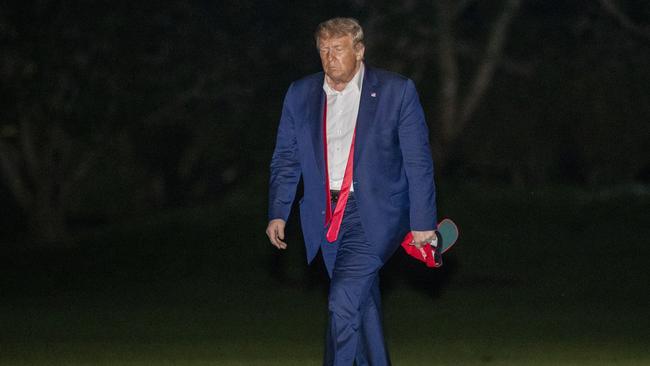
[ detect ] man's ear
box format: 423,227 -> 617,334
355,43 -> 365,61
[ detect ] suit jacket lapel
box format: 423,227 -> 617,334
307,76 -> 326,181
354,66 -> 379,167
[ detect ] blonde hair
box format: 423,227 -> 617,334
314,17 -> 364,48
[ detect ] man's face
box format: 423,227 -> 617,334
318,35 -> 364,87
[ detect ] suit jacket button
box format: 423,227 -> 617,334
321,211 -> 325,215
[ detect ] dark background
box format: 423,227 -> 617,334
1,1 -> 649,364
1,0 -> 649,243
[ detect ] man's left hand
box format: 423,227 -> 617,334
410,230 -> 436,248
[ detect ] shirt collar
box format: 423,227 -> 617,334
323,63 -> 364,96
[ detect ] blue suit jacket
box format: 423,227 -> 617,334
269,66 -> 437,266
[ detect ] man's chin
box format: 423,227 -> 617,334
326,70 -> 340,78
326,71 -> 347,84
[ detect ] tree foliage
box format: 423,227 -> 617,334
0,0 -> 648,243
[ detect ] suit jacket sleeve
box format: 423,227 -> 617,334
268,83 -> 302,221
397,79 -> 438,231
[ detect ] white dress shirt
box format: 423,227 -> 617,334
323,64 -> 364,191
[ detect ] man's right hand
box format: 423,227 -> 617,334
266,219 -> 287,250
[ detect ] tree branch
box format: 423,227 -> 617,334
458,0 -> 522,133
599,0 -> 650,41
436,0 -> 460,144
453,0 -> 478,19
456,42 -> 536,77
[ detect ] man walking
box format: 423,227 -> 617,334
266,17 -> 438,365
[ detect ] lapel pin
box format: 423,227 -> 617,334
371,92 -> 376,97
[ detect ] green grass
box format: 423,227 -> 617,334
1,182 -> 649,365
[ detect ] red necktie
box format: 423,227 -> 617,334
322,98 -> 356,243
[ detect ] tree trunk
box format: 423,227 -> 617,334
434,0 -> 522,170
435,0 -> 460,164
0,121 -> 84,247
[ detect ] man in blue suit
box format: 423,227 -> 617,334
266,17 -> 438,365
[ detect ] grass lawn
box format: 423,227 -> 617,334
1,182 -> 649,365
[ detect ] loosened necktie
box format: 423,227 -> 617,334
322,98 -> 356,243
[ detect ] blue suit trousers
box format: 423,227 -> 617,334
322,195 -> 391,366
